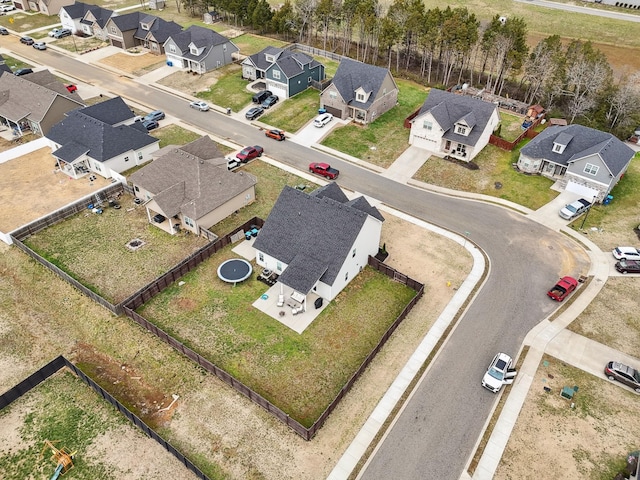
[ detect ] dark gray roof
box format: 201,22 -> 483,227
245,46 -> 285,71
52,141 -> 89,162
47,110 -> 157,162
309,182 -> 349,203
414,88 -> 499,148
266,51 -> 318,79
167,25 -> 235,60
345,196 -> 385,222
328,57 -> 391,110
75,96 -> 134,124
13,69 -> 79,100
60,1 -> 100,20
134,15 -> 182,43
110,11 -> 142,31
253,185 -> 382,293
520,124 -> 635,176
85,6 -> 115,28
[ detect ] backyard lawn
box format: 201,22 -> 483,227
260,89 -> 322,133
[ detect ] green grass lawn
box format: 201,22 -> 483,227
137,252 -> 417,426
498,112 -> 527,142
260,89 -> 321,133
195,64 -> 253,112
231,33 -> 288,56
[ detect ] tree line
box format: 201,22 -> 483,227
194,0 -> 640,138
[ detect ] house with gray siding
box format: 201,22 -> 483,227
241,46 -> 325,99
409,88 -> 500,162
129,136 -> 257,235
46,97 -> 159,180
164,26 -> 238,74
59,2 -> 102,34
105,12 -> 182,54
252,183 -> 384,308
80,5 -> 116,40
319,57 -> 398,124
517,124 -> 635,201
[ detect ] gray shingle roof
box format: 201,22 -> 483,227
84,6 -> 115,28
134,16 -> 182,43
328,57 -> 391,110
253,185 -> 382,293
75,96 -> 134,124
128,137 -> 257,219
309,182 -> 349,203
12,69 -> 79,101
61,1 -> 101,20
166,25 -> 234,60
520,124 -> 635,176
414,88 -> 499,148
244,46 -> 285,71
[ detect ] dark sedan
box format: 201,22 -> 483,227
245,107 -> 264,121
261,94 -> 279,109
615,259 -> 640,274
20,36 -> 35,45
605,362 -> 640,392
142,119 -> 159,131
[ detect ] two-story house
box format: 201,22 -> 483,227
105,12 -> 182,54
13,0 -> 72,15
163,25 -> 238,74
409,88 -> 500,162
241,46 -> 325,99
59,1 -> 102,33
79,5 -> 116,40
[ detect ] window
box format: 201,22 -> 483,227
308,76 -> 312,83
190,46 -> 198,55
345,272 -> 349,281
352,248 -> 356,258
138,152 -> 143,161
456,125 -> 467,135
124,156 -> 129,162
184,216 -> 194,227
276,261 -> 282,272
356,92 -> 365,102
134,185 -> 139,192
273,70 -> 281,80
329,90 -> 337,99
223,44 -> 226,51
423,120 -> 432,131
169,45 -> 176,54
259,253 -> 264,262
553,143 -> 563,153
265,54 -> 274,62
584,163 -> 599,175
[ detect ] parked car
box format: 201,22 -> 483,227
0,4 -> 15,11
14,68 -> 33,76
235,145 -> 263,163
245,106 -> 264,121
313,112 -> 333,127
189,100 -> 209,111
144,110 -> 165,122
52,28 -> 72,39
482,352 -> 517,393
65,84 -> 78,93
309,162 -> 339,179
547,276 -> 578,302
226,157 -> 241,170
0,27 -> 9,35
48,28 -> 63,37
264,129 -> 285,141
252,90 -> 272,104
261,94 -> 279,109
20,36 -> 35,45
142,119 -> 159,131
605,361 -> 640,392
612,246 -> 640,261
32,42 -> 47,50
615,259 -> 640,274
558,198 -> 591,220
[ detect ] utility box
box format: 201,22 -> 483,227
314,297 -> 323,309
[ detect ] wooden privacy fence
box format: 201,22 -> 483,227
0,356 -> 212,480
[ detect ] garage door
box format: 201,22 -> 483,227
565,181 -> 599,199
111,40 -> 123,49
266,81 -> 287,100
324,105 -> 342,119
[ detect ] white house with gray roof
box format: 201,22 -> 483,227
252,183 -> 384,306
46,97 -> 159,180
517,124 -> 635,201
410,88 -> 500,162
319,57 -> 398,124
163,26 -> 238,74
129,136 -> 257,235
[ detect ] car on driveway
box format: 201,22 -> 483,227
313,112 -> 333,127
261,94 -> 279,109
245,106 -> 264,121
65,84 -> 78,93
52,28 -> 72,39
264,129 -> 285,141
605,361 -> 640,392
33,42 -> 47,50
144,110 -> 165,122
558,198 -> 591,220
189,100 -> 209,111
612,246 -> 640,261
20,36 -> 35,45
481,352 -> 517,393
236,145 -> 263,163
48,28 -> 63,37
252,89 -> 272,104
14,68 -> 33,76
615,259 -> 640,274
0,4 -> 15,11
142,119 -> 159,131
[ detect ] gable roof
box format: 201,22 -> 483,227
244,46 -> 320,78
82,6 -> 115,28
135,14 -> 182,43
60,1 -> 101,20
328,57 -> 393,110
520,124 -> 635,176
47,108 -> 157,162
244,46 -> 286,71
166,25 -> 235,59
71,96 -> 133,124
128,137 -> 257,219
253,185 -> 383,294
414,88 -> 499,148
15,69 -> 79,100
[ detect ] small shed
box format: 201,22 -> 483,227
203,11 -> 220,24
148,0 -> 166,9
549,118 -> 568,127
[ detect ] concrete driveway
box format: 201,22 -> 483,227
527,188 -> 586,231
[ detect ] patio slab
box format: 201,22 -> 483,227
253,284 -> 326,334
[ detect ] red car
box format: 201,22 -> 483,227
547,276 -> 578,302
65,84 -> 77,93
264,129 -> 285,141
236,145 -> 263,163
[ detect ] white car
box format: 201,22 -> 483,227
189,100 -> 209,111
48,28 -> 62,37
0,4 -> 15,11
481,352 -> 517,393
612,246 -> 640,261
313,112 -> 333,128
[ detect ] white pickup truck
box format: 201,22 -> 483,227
559,198 -> 592,220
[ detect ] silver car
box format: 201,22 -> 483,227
482,352 -> 517,393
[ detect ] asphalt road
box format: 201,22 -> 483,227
514,0 -> 640,22
11,40 -> 590,479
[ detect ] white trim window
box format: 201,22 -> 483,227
356,92 -> 365,102
455,125 -> 467,135
184,216 -> 194,227
584,163 -> 599,175
273,70 -> 281,80
423,120 -> 432,131
169,45 -> 176,53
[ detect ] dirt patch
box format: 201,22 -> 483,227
99,52 -> 167,75
157,69 -> 227,95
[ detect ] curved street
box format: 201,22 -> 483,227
3,39 -> 594,479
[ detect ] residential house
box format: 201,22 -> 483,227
59,2 -> 102,34
409,88 -> 500,162
320,57 -> 398,124
128,136 -> 258,235
105,12 -> 182,54
241,46 -> 325,99
164,25 -> 238,74
0,55 -> 12,75
517,124 -> 635,201
46,97 -> 159,180
14,0 -> 73,15
252,183 -> 384,306
0,70 -> 84,136
79,5 -> 116,40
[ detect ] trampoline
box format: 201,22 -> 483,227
217,258 -> 253,284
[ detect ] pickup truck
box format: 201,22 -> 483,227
309,162 -> 339,179
236,145 -> 263,163
559,198 -> 591,220
547,276 -> 578,301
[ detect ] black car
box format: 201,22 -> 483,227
605,362 -> 640,392
14,68 -> 34,76
20,36 -> 35,45
245,106 -> 264,121
261,94 -> 279,109
252,90 -> 272,104
615,259 -> 640,274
